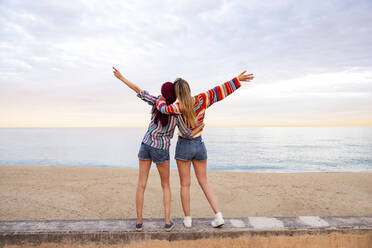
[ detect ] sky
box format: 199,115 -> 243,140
1,0 -> 372,127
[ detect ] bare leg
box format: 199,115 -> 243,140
176,160 -> 192,216
156,161 -> 171,224
193,159 -> 220,214
136,159 -> 152,224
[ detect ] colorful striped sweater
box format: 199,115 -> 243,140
156,77 -> 242,137
137,90 -> 192,150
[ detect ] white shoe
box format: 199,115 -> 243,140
183,216 -> 192,228
211,212 -> 224,228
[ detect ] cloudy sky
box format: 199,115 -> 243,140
1,0 -> 372,127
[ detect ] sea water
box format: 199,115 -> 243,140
0,127 -> 371,172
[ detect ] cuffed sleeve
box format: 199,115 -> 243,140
137,90 -> 157,105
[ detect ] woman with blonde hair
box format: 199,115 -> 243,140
156,71 -> 254,228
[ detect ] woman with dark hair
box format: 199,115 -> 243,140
112,67 -> 202,232
155,71 -> 254,228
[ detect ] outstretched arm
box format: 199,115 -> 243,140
113,66 -> 157,105
203,71 -> 254,108
155,71 -> 254,113
112,67 -> 141,94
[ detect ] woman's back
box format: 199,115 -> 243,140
137,90 -> 191,149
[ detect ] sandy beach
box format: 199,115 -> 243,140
0,165 -> 371,220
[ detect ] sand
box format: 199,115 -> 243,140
0,165 -> 371,220
4,233 -> 372,248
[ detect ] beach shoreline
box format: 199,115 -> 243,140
1,165 -> 371,221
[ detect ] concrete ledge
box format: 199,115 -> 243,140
1,216 -> 371,247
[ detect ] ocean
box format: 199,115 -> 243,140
0,127 -> 371,172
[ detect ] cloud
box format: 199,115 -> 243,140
0,0 -> 371,126
240,68 -> 372,99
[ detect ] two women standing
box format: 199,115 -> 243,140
113,67 -> 254,231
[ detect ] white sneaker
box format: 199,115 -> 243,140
183,216 -> 192,228
211,212 -> 224,228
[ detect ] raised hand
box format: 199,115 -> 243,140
112,66 -> 141,93
112,67 -> 123,79
237,71 -> 254,82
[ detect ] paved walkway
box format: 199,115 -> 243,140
1,216 -> 371,247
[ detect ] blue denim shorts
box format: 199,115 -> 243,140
175,136 -> 208,161
138,143 -> 169,164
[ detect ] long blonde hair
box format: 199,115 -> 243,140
174,78 -> 197,128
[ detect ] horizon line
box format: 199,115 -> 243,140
1,124 -> 372,128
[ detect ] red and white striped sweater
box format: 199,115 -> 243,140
156,77 -> 242,137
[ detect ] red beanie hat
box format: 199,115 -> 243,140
161,82 -> 176,105
153,82 -> 177,127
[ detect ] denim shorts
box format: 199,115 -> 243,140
138,143 -> 170,164
175,136 -> 208,161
